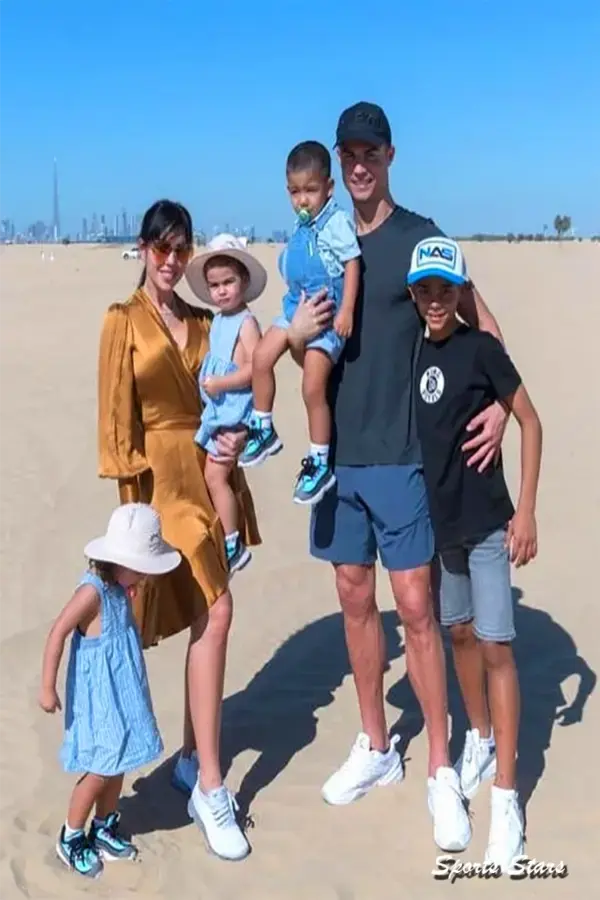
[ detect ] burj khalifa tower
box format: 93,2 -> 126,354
52,158 -> 60,242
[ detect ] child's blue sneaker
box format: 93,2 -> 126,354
293,455 -> 336,505
89,812 -> 138,861
56,826 -> 104,878
226,535 -> 252,576
238,418 -> 283,468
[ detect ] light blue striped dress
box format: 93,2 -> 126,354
60,571 -> 163,776
195,308 -> 254,457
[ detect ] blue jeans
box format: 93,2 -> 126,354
437,528 -> 515,642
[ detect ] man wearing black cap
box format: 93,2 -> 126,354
289,101 -> 507,851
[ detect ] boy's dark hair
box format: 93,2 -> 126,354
203,254 -> 249,283
286,141 -> 331,180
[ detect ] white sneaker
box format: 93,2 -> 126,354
321,732 -> 404,805
172,751 -> 199,795
187,784 -> 250,861
484,786 -> 524,873
455,728 -> 496,800
428,766 -> 472,852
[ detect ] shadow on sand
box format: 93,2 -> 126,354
121,610 -> 404,835
121,589 -> 595,835
386,587 -> 596,809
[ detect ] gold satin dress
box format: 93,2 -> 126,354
97,288 -> 261,647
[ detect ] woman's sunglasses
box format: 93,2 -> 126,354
148,241 -> 193,265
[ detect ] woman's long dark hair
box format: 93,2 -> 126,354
136,199 -> 193,288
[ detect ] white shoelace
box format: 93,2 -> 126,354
207,788 -> 239,829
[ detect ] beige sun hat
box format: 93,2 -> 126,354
185,233 -> 267,307
84,503 -> 181,576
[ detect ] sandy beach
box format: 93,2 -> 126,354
1,240 -> 598,898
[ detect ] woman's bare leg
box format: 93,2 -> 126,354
187,590 -> 233,791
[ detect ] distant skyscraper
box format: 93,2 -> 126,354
52,158 -> 60,241
82,217 -> 88,240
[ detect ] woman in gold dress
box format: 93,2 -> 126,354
97,200 -> 260,859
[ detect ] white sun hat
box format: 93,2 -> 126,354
185,233 -> 267,307
84,503 -> 181,576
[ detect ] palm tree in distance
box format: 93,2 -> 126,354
554,215 -> 572,239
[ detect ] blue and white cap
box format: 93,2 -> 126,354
407,237 -> 468,286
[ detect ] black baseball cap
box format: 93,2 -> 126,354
335,102 -> 392,148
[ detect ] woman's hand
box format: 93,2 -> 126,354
462,401 -> 508,472
288,289 -> 335,350
214,428 -> 247,462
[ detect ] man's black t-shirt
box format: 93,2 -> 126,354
329,206 -> 443,466
415,324 -> 522,548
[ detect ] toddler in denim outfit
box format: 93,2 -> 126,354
240,141 -> 361,505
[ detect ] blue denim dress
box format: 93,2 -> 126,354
195,308 -> 254,457
276,199 -> 357,363
60,572 -> 163,776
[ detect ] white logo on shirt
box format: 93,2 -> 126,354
420,366 -> 445,404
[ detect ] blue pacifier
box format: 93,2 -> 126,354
297,208 -> 312,225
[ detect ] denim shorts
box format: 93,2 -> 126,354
437,528 -> 515,642
273,314 -> 346,364
310,464 -> 434,571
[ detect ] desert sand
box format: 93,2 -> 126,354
0,241 -> 598,898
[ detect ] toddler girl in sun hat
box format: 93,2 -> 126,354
185,234 -> 265,576
39,503 -> 181,878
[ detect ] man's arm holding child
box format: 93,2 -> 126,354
458,281 -> 508,470
334,257 -> 361,338
458,281 -> 505,345
202,316 -> 261,397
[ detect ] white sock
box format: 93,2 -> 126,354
92,815 -> 107,828
483,728 -> 495,747
310,443 -> 329,463
64,821 -> 84,839
253,410 -> 272,428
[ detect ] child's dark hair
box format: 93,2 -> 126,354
88,559 -> 116,584
137,199 -> 193,288
203,254 -> 250,283
286,141 -> 331,180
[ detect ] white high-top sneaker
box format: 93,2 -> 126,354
427,766 -> 472,852
321,732 -> 404,805
455,728 -> 496,800
484,786 -> 524,873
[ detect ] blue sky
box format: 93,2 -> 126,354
1,0 -> 598,236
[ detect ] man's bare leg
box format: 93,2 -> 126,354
335,563 -> 388,750
389,566 -> 449,776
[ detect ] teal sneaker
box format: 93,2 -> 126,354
226,535 -> 252,575
293,455 -> 336,505
89,812 -> 138,861
238,418 -> 283,468
56,826 -> 104,878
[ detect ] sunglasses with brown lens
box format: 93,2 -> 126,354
148,240 -> 193,265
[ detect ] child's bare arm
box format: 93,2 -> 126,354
334,258 -> 361,338
504,383 -> 543,567
39,584 -> 100,712
202,317 -> 262,396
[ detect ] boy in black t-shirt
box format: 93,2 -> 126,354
408,237 -> 543,873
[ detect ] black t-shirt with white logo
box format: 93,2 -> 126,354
329,206 -> 443,466
415,324 -> 522,548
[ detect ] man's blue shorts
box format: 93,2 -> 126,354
310,464 -> 434,571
